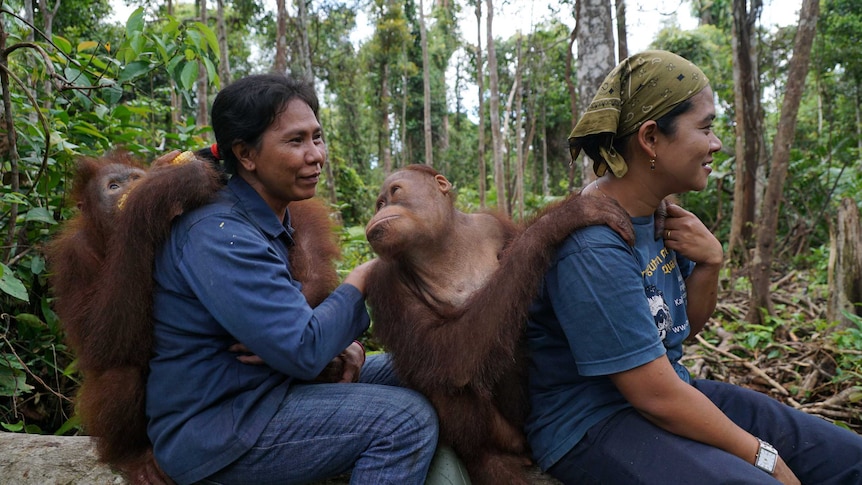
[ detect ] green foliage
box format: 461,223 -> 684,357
0,5 -> 219,434
834,313 -> 862,352
331,157 -> 377,227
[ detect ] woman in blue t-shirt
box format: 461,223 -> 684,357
526,50 -> 862,484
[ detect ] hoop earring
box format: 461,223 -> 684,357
650,159 -> 656,171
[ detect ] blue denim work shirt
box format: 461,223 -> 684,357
146,175 -> 370,484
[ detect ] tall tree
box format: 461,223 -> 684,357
274,0 -> 288,72
513,34 -> 525,220
565,22 -> 578,191
575,0 -> 615,187
474,0 -> 487,207
36,0 -> 60,38
727,0 -> 763,263
748,0 -> 819,324
369,0 -> 409,175
486,0 -> 506,212
419,0 -> 433,166
296,0 -> 314,81
196,0 -> 209,129
615,0 -> 627,61
167,0 -> 182,128
215,0 -> 231,84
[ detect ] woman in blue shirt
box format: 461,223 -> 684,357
526,50 -> 862,484
146,74 -> 439,485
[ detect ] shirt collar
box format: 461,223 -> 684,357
226,176 -> 293,242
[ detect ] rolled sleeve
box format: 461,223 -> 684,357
546,230 -> 666,377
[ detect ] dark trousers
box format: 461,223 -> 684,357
548,379 -> 862,485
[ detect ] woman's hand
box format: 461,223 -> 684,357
661,203 -> 723,267
661,203 -> 722,336
230,341 -> 366,383
314,341 -> 366,383
229,342 -> 265,365
342,259 -> 378,295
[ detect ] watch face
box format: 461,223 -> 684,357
756,442 -> 778,473
760,449 -> 777,471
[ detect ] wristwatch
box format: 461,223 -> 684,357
754,438 -> 778,474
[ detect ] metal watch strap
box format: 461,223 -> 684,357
754,438 -> 778,475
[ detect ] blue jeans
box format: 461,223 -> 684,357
198,354 -> 439,485
548,379 -> 862,484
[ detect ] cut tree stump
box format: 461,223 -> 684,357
827,197 -> 862,329
0,432 -> 560,484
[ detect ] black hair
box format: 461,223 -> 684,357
210,74 -> 320,174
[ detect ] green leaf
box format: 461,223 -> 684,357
30,255 -> 45,275
0,263 -> 29,302
119,61 -> 151,83
0,364 -> 33,398
24,207 -> 56,225
77,40 -> 99,52
186,30 -> 203,51
1,421 -> 24,432
202,56 -> 219,88
192,21 -> 220,55
129,32 -> 146,56
162,16 -> 181,35
53,35 -> 72,55
15,313 -> 45,330
125,7 -> 146,35
103,85 -> 123,105
179,61 -> 199,91
54,415 -> 81,435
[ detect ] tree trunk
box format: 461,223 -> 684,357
486,0 -> 507,213
0,18 -> 20,261
615,0 -> 627,61
196,0 -> 209,129
24,0 -> 34,41
565,22 -> 578,191
475,1 -> 487,208
168,0 -> 181,128
514,35 -> 525,220
380,62 -> 392,174
576,0 -> 615,188
296,0 -> 314,82
36,0 -> 59,39
828,198 -> 862,330
419,0 -> 433,166
542,105 -> 549,196
274,0 -> 288,73
747,0 -> 819,325
727,0 -> 763,264
401,72 -> 409,168
216,0 -> 231,84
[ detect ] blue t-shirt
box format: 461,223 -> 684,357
525,214 -> 694,470
146,176 -> 370,484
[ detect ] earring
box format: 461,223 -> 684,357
650,159 -> 655,171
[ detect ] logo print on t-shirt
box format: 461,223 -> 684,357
645,285 -> 672,341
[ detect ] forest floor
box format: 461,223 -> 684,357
684,269 -> 862,433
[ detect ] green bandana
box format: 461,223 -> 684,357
569,50 -> 709,177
